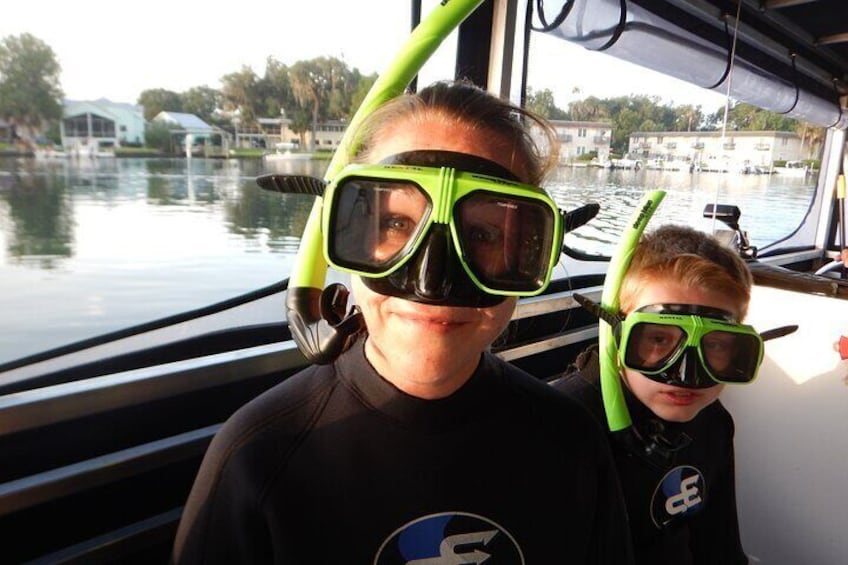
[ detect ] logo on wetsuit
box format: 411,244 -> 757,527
374,511 -> 525,564
650,465 -> 707,528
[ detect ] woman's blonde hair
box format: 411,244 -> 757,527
348,79 -> 559,185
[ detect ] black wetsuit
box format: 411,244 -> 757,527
172,336 -> 634,564
551,348 -> 748,565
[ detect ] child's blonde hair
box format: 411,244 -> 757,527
619,225 -> 753,320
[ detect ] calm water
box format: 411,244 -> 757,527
0,156 -> 816,365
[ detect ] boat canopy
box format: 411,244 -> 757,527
534,0 -> 848,128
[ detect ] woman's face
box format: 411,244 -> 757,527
353,115 -> 525,399
621,281 -> 740,422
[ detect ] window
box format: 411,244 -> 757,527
525,30 -> 822,257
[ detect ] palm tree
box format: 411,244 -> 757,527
796,121 -> 825,159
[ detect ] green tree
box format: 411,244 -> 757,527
349,73 -> 377,116
181,86 -> 220,123
567,95 -> 608,121
220,66 -> 260,125
614,107 -> 642,152
290,59 -> 323,150
138,89 -> 182,121
526,88 -> 567,119
0,33 -> 63,141
673,104 -> 704,131
796,121 -> 826,159
144,121 -> 174,152
289,107 -> 312,148
319,57 -> 358,119
256,57 -> 295,118
638,119 -> 658,132
706,101 -> 795,131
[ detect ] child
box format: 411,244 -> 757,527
552,224 -> 759,565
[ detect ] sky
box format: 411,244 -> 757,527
2,0 -> 727,112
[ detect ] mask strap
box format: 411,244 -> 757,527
573,292 -> 621,327
379,150 -> 520,180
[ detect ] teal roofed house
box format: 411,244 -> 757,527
61,99 -> 145,153
153,111 -> 229,157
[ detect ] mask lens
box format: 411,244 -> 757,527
329,178 -> 431,272
624,322 -> 687,371
701,331 -> 761,383
455,191 -> 555,292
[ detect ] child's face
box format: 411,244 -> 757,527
621,281 -> 742,423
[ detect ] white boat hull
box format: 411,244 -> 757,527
723,285 -> 848,564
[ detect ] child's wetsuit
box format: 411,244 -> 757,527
551,347 -> 748,565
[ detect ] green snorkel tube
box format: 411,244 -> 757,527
278,0 -> 487,364
598,190 -> 666,432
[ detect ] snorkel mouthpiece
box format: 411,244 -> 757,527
286,284 -> 365,365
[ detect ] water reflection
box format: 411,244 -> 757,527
0,159 -> 75,268
0,156 -> 330,365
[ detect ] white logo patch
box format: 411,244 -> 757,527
650,465 -> 707,528
374,511 -> 524,564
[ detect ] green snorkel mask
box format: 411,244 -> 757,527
259,150 -> 567,309
574,296 -> 796,390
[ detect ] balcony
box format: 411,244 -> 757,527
639,142 -> 652,149
723,142 -> 736,150
593,135 -> 609,144
559,134 -> 573,143
691,142 -> 704,149
665,142 -> 677,149
755,143 -> 771,151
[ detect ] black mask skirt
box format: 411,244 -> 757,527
360,150 -> 523,307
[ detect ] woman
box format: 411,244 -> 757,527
172,80 -> 633,564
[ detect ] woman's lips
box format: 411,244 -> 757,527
660,390 -> 699,406
393,310 -> 469,330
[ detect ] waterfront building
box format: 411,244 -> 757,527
235,117 -> 348,151
628,130 -> 806,171
153,111 -> 229,157
547,120 -> 613,163
61,99 -> 146,152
